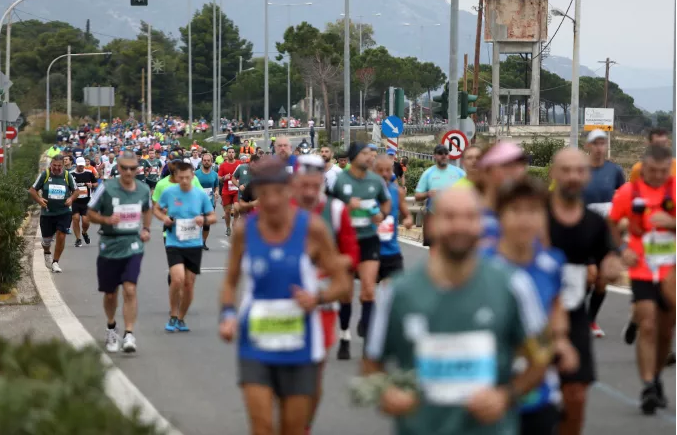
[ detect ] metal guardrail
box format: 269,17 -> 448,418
405,196 -> 426,227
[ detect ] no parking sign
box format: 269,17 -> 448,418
441,130 -> 468,160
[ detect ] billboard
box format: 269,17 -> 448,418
584,108 -> 614,132
484,0 -> 548,42
83,87 -> 115,107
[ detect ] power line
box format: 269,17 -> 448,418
532,0 -> 574,62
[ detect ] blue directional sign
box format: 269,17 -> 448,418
382,115 -> 404,138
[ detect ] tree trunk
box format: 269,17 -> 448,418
428,89 -> 432,122
381,91 -> 386,118
552,104 -> 556,124
321,81 -> 331,140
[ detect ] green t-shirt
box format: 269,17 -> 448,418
136,159 -> 152,181
215,155 -> 225,165
152,174 -> 203,203
454,177 -> 474,188
331,169 -> 390,239
146,158 -> 164,182
88,178 -> 151,259
46,146 -> 61,158
32,169 -> 77,216
233,164 -> 252,198
366,259 -> 547,435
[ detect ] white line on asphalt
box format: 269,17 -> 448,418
32,229 -> 183,435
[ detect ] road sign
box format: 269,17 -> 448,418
0,148 -> 3,164
441,130 -> 468,160
0,72 -> 13,91
0,102 -> 20,123
278,106 -> 287,115
584,108 -> 614,132
382,115 -> 403,138
5,126 -> 17,140
459,118 -> 476,141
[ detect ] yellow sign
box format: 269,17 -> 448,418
584,124 -> 613,132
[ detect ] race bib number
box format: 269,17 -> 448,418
175,218 -> 200,241
228,180 -> 236,190
560,264 -> 587,310
77,185 -> 88,199
248,299 -> 305,351
350,199 -> 377,227
104,167 -> 112,179
203,188 -> 214,197
416,331 -> 497,405
587,202 -> 612,217
113,203 -> 142,230
377,215 -> 395,241
47,184 -> 66,200
150,167 -> 158,175
643,231 -> 676,269
286,166 -> 294,174
137,166 -> 145,175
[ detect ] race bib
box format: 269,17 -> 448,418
113,203 -> 142,230
47,184 -> 66,200
137,166 -> 145,175
351,199 -> 377,227
77,185 -> 88,199
643,231 -> 676,269
587,202 -> 612,217
286,166 -> 294,174
248,299 -> 305,351
228,180 -> 236,190
150,167 -> 158,174
175,218 -> 200,241
560,264 -> 587,310
377,215 -> 395,241
416,331 -> 497,405
203,188 -> 214,197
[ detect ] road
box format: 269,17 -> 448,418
48,208 -> 675,435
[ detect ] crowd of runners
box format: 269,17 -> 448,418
30,118 -> 675,434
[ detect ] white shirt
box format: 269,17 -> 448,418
308,120 -> 315,128
124,131 -> 133,139
324,165 -> 343,192
268,119 -> 274,127
190,157 -> 201,170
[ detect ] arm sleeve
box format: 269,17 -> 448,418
337,206 -> 360,271
365,283 -> 398,362
32,172 -> 46,191
88,183 -> 107,210
508,269 -> 548,347
415,169 -> 429,193
158,189 -> 169,210
217,163 -> 225,177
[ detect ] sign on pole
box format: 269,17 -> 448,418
386,138 -> 398,151
371,123 -> 382,144
278,106 -> 287,115
382,115 -> 403,139
5,126 -> 17,140
0,102 -> 21,123
459,118 -> 476,141
441,130 -> 468,160
0,72 -> 13,92
83,87 -> 115,107
584,108 -> 614,131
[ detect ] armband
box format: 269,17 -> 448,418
220,304 -> 237,323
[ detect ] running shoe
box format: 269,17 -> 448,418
122,333 -> 137,353
590,322 -> 605,338
202,243 -> 210,251
640,383 -> 659,415
83,233 -> 91,245
105,328 -> 120,353
655,379 -> 668,408
44,253 -> 53,270
165,317 -> 178,332
622,320 -> 638,345
51,262 -> 63,273
74,239 -> 82,248
176,319 -> 190,332
226,226 -> 231,237
337,339 -> 351,360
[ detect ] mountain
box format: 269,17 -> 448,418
625,86 -> 674,113
541,55 -> 599,80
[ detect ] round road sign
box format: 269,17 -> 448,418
441,130 -> 468,160
5,126 -> 17,140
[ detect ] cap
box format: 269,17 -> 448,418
587,129 -> 607,143
154,143 -> 162,150
240,154 -> 250,162
168,151 -> 182,162
295,154 -> 324,174
183,158 -> 191,164
478,142 -> 527,168
367,143 -> 378,150
386,148 -> 397,156
433,144 -> 449,155
75,157 -> 86,166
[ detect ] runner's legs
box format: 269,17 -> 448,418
635,299 -> 659,382
242,385 -> 274,435
71,212 -> 82,240
169,264 -> 185,318
179,270 -> 197,320
122,281 -> 138,332
559,383 -> 588,435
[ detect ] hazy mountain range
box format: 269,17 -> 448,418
14,0 -> 673,111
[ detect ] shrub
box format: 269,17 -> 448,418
405,167 -> 427,194
521,137 -> 565,167
0,337 -> 164,435
527,165 -> 550,183
40,130 -> 57,145
317,130 -> 328,146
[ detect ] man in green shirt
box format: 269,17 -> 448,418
232,154 -> 257,199
363,186 -> 551,435
87,150 -> 152,354
29,154 -> 80,273
331,142 -> 391,360
145,148 -> 164,192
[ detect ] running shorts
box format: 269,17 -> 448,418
40,213 -> 72,238
560,306 -> 596,384
321,310 -> 337,350
166,247 -> 202,275
222,192 -> 238,206
520,404 -> 560,435
377,253 -> 404,282
146,179 -> 157,190
96,254 -> 144,294
238,359 -> 319,397
631,280 -> 669,312
358,236 -> 380,263
71,201 -> 88,216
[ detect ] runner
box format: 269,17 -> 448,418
274,136 -> 298,173
146,148 -> 164,192
548,148 -> 623,435
320,145 -> 342,191
217,147 -> 240,236
234,156 -> 259,216
71,157 -> 98,247
363,185 -> 551,435
135,149 -> 151,182
29,154 -> 80,273
189,148 -> 202,170
87,150 -> 152,353
155,161 -> 217,332
331,142 -> 391,360
290,155 -> 360,434
455,144 -> 482,187
194,152 -> 220,251
218,156 -> 351,435
335,151 -> 350,171
608,144 -> 675,414
232,154 -> 254,200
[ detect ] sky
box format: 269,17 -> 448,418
459,0 -> 676,71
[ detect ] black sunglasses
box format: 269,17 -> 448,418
119,164 -> 138,172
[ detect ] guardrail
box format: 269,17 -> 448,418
404,196 -> 426,227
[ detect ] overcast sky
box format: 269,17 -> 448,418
459,0 -> 675,71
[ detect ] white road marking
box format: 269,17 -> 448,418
32,229 -> 182,435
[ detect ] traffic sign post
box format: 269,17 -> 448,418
382,115 -> 403,139
5,126 -> 17,140
459,118 -> 476,141
441,130 -> 468,161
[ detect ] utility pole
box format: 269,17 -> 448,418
263,0 -> 269,148
569,0 -> 581,148
217,0 -> 222,134
448,0 -> 459,131
463,53 -> 468,92
343,0 -> 350,149
188,0 -> 193,138
147,24 -> 152,125
67,45 -> 72,123
212,1 -> 217,141
141,68 -> 145,124
598,57 -> 616,108
472,0 -> 482,121
238,55 -> 243,121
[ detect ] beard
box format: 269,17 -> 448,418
558,185 -> 582,202
322,155 -> 331,163
437,234 -> 478,262
437,160 -> 448,168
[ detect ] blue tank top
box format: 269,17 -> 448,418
379,181 -> 401,256
238,209 -> 325,364
480,208 -> 501,247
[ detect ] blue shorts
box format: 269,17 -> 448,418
96,254 -> 144,293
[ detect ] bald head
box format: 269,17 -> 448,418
274,135 -> 291,160
552,148 -> 590,201
552,147 -> 587,169
430,185 -> 482,261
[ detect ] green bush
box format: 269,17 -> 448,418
400,141 -> 437,154
406,158 -> 435,170
405,167 -> 427,194
317,130 -> 328,146
527,166 -> 550,183
0,337 -> 164,435
39,130 -> 57,145
521,137 -> 565,167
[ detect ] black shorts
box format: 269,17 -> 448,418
203,224 -> 210,232
96,254 -> 144,293
71,201 -> 88,216
377,254 -> 404,282
631,280 -> 669,311
560,306 -> 596,384
146,179 -> 157,189
166,246 -> 202,275
358,236 -> 380,263
520,404 -> 560,435
238,359 -> 318,398
40,213 -> 72,238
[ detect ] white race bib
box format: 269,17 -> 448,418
175,218 -> 200,241
113,203 -> 142,230
77,185 -> 88,199
227,180 -> 236,190
47,184 -> 66,200
560,264 -> 587,310
248,299 -> 305,351
203,187 -> 214,197
587,202 -> 612,217
643,231 -> 676,269
416,331 -> 497,405
377,215 -> 395,241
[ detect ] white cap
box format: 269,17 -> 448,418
183,158 -> 191,164
587,129 -> 607,143
75,157 -> 86,166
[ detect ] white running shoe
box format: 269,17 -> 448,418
51,261 -> 63,273
122,333 -> 137,353
44,253 -> 53,270
105,328 -> 120,353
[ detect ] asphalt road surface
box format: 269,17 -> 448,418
51,207 -> 675,435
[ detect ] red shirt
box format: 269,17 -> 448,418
218,160 -> 241,194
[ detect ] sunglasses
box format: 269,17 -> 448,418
119,164 -> 139,172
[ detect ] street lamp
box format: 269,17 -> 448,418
188,0 -> 193,138
45,50 -> 113,131
552,3 -> 580,148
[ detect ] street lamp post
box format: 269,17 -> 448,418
552,4 -> 580,148
45,50 -> 112,131
218,0 -> 223,135
212,1 -> 217,141
188,0 -> 193,138
264,0 -> 269,148
343,0 -> 350,149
